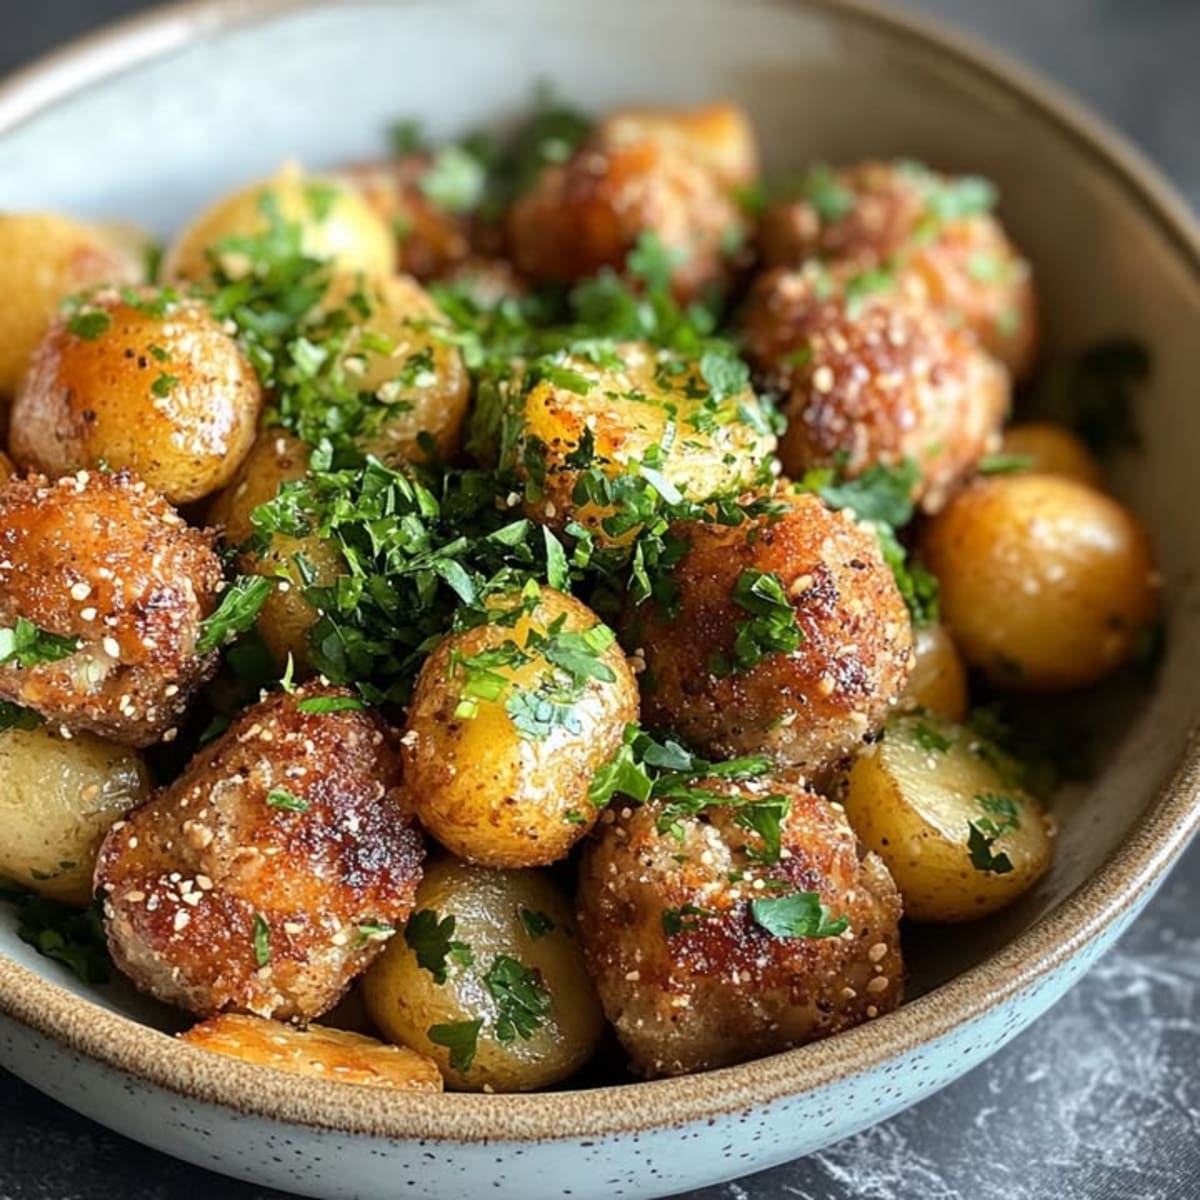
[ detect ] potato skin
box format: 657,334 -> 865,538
759,160 -> 1037,378
0,724 -> 150,905
899,623 -> 969,722
163,166 -> 395,283
321,272 -> 470,465
842,712 -> 1054,922
597,102 -> 759,190
402,587 -> 638,867
11,288 -> 263,503
921,474 -> 1160,690
0,471 -> 223,746
0,213 -> 141,397
998,421 -> 1101,487
508,140 -> 747,303
364,856 -> 605,1092
180,1013 -> 442,1092
96,684 -> 424,1021
481,341 -> 776,545
743,265 -> 1009,512
628,491 -> 913,780
577,777 -> 903,1078
207,428 -> 344,673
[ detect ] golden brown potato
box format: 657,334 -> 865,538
317,272 -> 470,464
759,160 -> 1037,378
577,775 -> 903,1078
842,712 -> 1054,922
364,856 -> 604,1092
476,341 -> 777,545
508,140 -> 748,303
921,474 -> 1159,690
598,101 -> 759,190
0,471 -> 222,746
627,491 -> 913,779
0,723 -> 150,905
402,586 -> 638,867
0,213 -> 142,397
742,264 -> 1009,512
11,288 -> 263,503
163,165 -> 395,282
899,623 -> 969,722
997,422 -> 1102,487
180,1013 -> 442,1092
207,429 -> 344,673
97,684 -> 424,1021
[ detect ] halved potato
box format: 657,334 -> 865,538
842,712 -> 1054,922
180,1013 -> 442,1092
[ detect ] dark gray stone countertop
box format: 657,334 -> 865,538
1,2 -> 1197,1198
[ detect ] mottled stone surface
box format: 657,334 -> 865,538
1,2 -> 1198,1198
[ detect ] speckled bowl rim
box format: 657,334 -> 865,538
1,0 -> 1198,1146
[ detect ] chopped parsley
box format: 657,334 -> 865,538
252,913 -> 271,967
794,164 -> 856,223
750,891 -> 849,939
484,954 -> 552,1044
709,569 -> 802,676
294,695 -> 366,714
0,884 -> 110,984
978,452 -> 1034,475
0,700 -> 42,732
195,576 -> 273,655
911,719 -> 953,754
419,144 -> 488,214
429,1019 -> 482,1072
967,792 -> 1021,875
150,372 -> 180,399
519,908 -> 556,940
66,309 -> 112,340
0,619 -> 80,668
662,903 -> 717,936
266,789 -> 309,812
404,909 -> 473,985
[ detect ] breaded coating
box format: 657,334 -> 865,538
181,1013 -> 442,1091
577,777 -> 904,1077
627,491 -> 913,780
0,470 -> 222,746
742,265 -> 1008,512
96,685 -> 424,1021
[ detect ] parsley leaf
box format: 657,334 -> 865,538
711,569 -> 802,676
0,700 -> 42,732
750,891 -> 849,939
0,619 -> 80,668
195,576 -> 273,655
429,1019 -> 482,1072
662,903 -> 716,936
252,913 -> 271,967
519,908 -> 556,940
66,309 -> 112,340
0,884 -> 110,983
484,954 -> 551,1044
405,909 -> 473,985
266,789 -> 309,812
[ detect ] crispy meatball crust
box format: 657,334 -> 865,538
759,160 -> 1037,377
96,685 -> 424,1021
507,140 -> 747,303
742,265 -> 1009,512
577,777 -> 904,1077
626,491 -> 913,780
0,470 -> 222,746
10,288 -> 263,504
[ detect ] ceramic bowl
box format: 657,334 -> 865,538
1,1 -> 1198,1197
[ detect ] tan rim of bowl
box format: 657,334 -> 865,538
1,0 -> 1198,1145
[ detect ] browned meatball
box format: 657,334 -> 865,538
625,491 -> 913,780
508,139 -> 747,303
96,685 -> 424,1021
759,161 -> 1037,377
577,776 -> 904,1077
0,470 -> 222,746
742,265 -> 1009,512
11,287 -> 263,504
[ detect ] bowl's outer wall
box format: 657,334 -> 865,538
0,1 -> 1197,1197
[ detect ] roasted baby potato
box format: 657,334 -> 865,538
364,856 -> 604,1092
508,139 -> 748,303
758,160 -> 1037,378
577,775 -> 903,1077
316,272 -> 470,464
0,723 -> 150,905
0,470 -> 223,746
921,474 -> 1160,690
997,421 -> 1102,487
180,1013 -> 442,1092
11,287 -> 263,503
402,586 -> 638,867
842,712 -> 1054,922
899,623 -> 969,722
207,429 -> 344,673
628,490 -> 913,779
742,264 -> 1008,512
473,341 -> 777,545
96,684 -> 424,1020
0,213 -> 142,397
163,165 -> 396,282
597,101 -> 759,190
